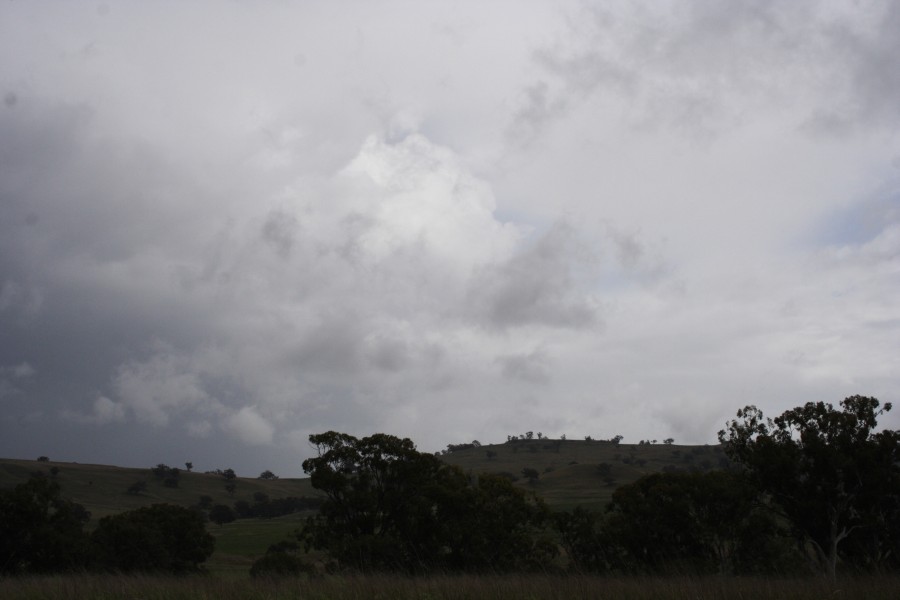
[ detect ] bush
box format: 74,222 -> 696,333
126,481 -> 147,495
250,540 -> 317,578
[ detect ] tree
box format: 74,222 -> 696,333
185,461 -> 193,472
663,438 -> 674,445
300,431 -> 553,572
37,456 -> 49,462
719,395 -> 900,579
258,469 -> 278,480
91,504 -> 214,573
522,467 -> 540,485
222,468 -> 237,480
0,477 -> 91,574
601,471 -> 791,574
300,431 -> 451,571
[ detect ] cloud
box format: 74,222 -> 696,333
513,0 -> 900,144
112,346 -> 219,427
469,222 -> 600,330
0,1 -> 898,474
496,347 -> 552,384
225,406 -> 275,446
60,395 -> 125,425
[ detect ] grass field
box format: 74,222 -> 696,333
2,573 -> 899,600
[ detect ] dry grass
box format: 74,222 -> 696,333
3,573 -> 899,600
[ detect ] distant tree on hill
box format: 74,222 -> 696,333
36,456 -> 49,462
258,469 -> 278,480
611,435 -> 623,445
522,467 -> 540,485
222,468 -> 237,480
185,461 -> 193,472
664,438 -> 675,445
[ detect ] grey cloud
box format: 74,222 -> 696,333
496,347 -> 552,384
470,223 -> 599,330
505,81 -> 570,148
261,209 -> 300,259
515,0 -> 900,143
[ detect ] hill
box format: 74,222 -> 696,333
437,438 -> 729,511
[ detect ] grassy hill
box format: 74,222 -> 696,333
438,439 -> 729,511
0,440 -> 728,571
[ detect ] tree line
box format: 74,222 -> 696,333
2,395 -> 897,578
0,478 -> 213,575
259,395 -> 899,578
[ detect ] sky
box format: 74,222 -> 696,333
1,1 -> 899,477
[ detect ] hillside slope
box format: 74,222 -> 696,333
437,439 -> 729,511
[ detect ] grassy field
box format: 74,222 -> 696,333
2,573 -> 899,600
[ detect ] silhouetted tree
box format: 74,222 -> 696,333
91,504 -> 214,573
602,471 -> 793,575
300,431 -> 552,572
719,396 -> 900,579
0,477 -> 91,574
258,469 -> 278,480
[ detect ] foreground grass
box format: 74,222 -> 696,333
3,573 -> 900,600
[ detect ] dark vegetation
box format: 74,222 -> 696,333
1,395 -> 897,588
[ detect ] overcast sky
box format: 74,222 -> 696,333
2,1 -> 899,477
